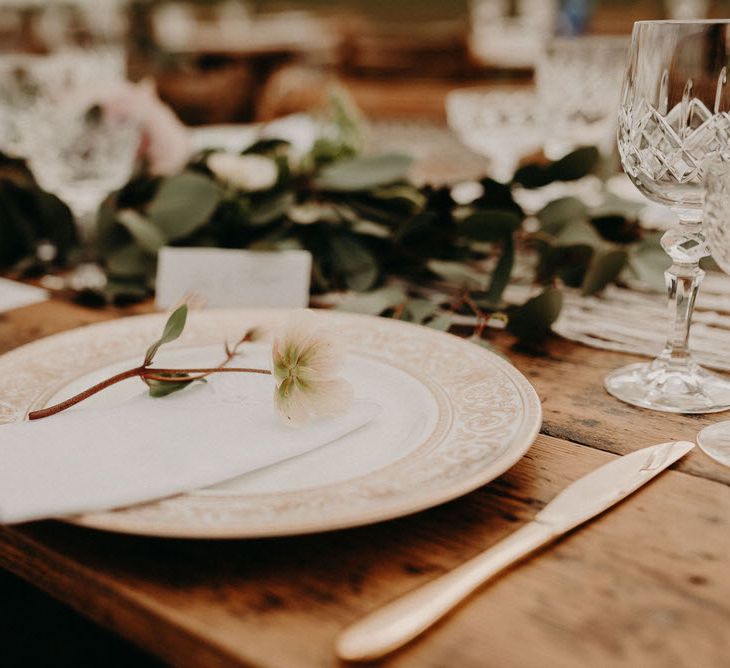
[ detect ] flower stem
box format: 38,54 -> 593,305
28,366 -> 146,420
142,368 -> 271,382
27,365 -> 271,421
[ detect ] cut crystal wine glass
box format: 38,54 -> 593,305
696,155 -> 730,463
606,20 -> 730,413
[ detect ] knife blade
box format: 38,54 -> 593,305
335,440 -> 694,662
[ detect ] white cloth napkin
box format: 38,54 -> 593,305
0,373 -> 379,524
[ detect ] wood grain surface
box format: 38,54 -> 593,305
1,298 -> 729,667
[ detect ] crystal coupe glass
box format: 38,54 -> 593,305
446,88 -> 543,183
21,51 -> 137,289
606,20 -> 730,413
537,36 -> 629,159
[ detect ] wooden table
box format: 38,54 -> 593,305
1,298 -> 729,667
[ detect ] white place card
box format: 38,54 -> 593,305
0,277 -> 48,314
155,247 -> 312,310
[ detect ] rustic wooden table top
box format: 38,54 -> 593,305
1,298 -> 729,667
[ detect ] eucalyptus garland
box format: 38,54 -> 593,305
0,123 -> 669,345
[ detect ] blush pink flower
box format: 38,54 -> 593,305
272,311 -> 353,426
100,79 -> 190,176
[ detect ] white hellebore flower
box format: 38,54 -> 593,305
272,311 -> 354,426
207,152 -> 278,191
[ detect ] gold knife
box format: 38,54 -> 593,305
336,440 -> 694,662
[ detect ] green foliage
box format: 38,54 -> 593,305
582,249 -> 628,296
514,147 -> 600,189
0,126 -> 665,345
0,155 -> 78,270
145,376 -> 197,398
117,209 -> 166,254
459,210 -> 521,241
507,288 -> 563,342
428,260 -> 489,291
328,233 -> 379,291
146,171 -> 223,240
334,285 -> 407,314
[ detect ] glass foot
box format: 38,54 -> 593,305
604,358 -> 730,414
697,422 -> 730,467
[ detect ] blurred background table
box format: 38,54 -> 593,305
3,0 -> 729,125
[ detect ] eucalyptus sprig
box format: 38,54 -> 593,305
0,100 -> 669,345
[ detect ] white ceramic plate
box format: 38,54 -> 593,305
0,309 -> 541,538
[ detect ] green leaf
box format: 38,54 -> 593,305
336,285 -> 407,315
350,219 -> 391,238
629,244 -> 670,292
513,147 -> 600,189
103,278 -> 149,303
117,209 -> 166,254
146,377 -> 196,398
427,260 -> 488,291
402,298 -> 437,324
249,191 -> 295,226
105,244 -> 154,278
329,234 -> 379,291
371,184 -> 427,211
550,146 -> 600,182
486,236 -> 515,304
339,196 -> 408,225
589,193 -> 644,220
535,242 -> 594,287
147,171 -> 222,241
590,215 -> 643,244
512,163 -> 554,189
556,220 -> 604,247
700,255 -> 721,272
426,313 -> 453,331
507,288 -> 563,342
96,200 -> 120,249
315,153 -> 412,191
459,210 -> 521,242
581,249 -> 628,296
144,304 -> 188,366
537,197 -> 588,234
395,211 -> 437,244
242,138 -> 291,155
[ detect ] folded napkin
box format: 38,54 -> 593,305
0,373 -> 379,524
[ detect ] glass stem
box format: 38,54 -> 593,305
67,198 -> 107,290
74,206 -> 98,261
660,219 -> 708,367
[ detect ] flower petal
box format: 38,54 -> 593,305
302,378 -> 354,418
274,377 -> 354,426
274,378 -> 310,426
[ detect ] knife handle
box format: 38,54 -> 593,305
335,521 -> 556,662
